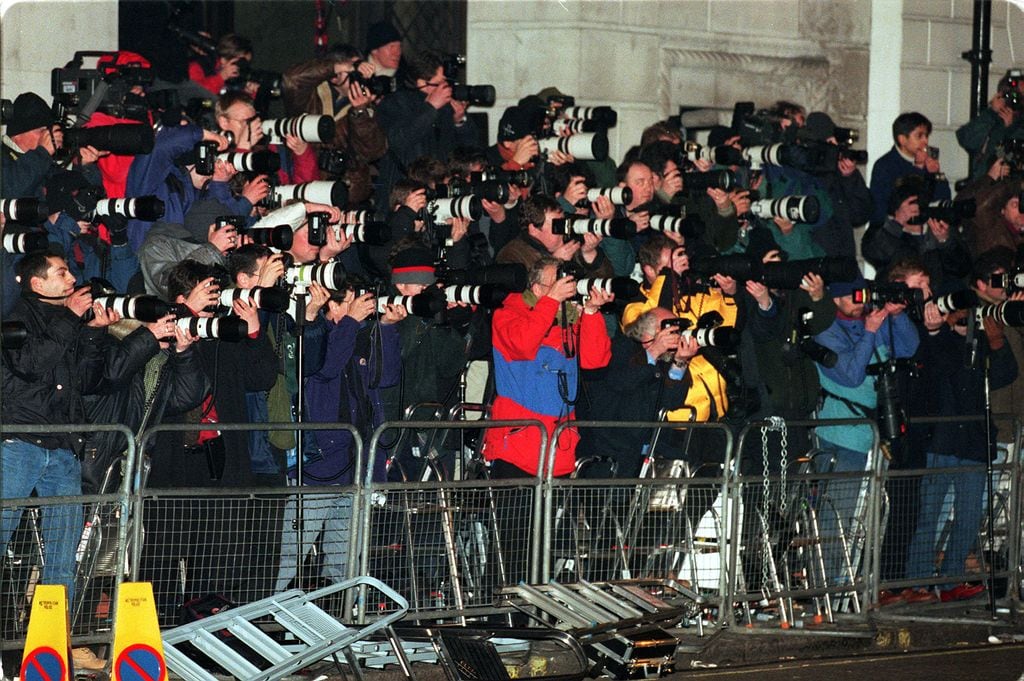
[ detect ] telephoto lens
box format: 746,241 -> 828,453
976,300 -> 1024,327
63,124 -> 155,155
537,132 -> 609,162
92,196 -> 165,222
574,277 -> 641,299
559,106 -> 617,127
685,144 -> 745,166
561,216 -> 636,239
176,315 -> 249,342
931,290 -> 978,315
648,213 -> 703,238
248,225 -> 293,250
377,291 -> 444,318
2,231 -> 49,254
0,198 -> 48,223
742,143 -> 803,169
748,195 -> 820,223
337,222 -> 391,245
442,263 -> 527,292
682,325 -> 738,349
285,261 -> 346,290
428,196 -> 483,222
552,118 -> 603,135
92,294 -> 174,322
273,181 -> 348,208
989,271 -> 1024,290
342,210 -> 372,225
218,286 -> 290,313
444,284 -> 506,308
585,187 -> 632,205
261,114 -> 335,144
681,169 -> 735,192
450,84 -> 496,106
218,151 -> 281,175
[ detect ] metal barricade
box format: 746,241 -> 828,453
0,423 -> 135,650
543,420 -> 733,630
360,419 -> 547,624
134,422 -> 364,628
729,418 -> 881,629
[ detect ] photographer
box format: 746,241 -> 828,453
376,51 -> 479,206
812,275 -> 919,584
282,44 -> 388,204
861,175 -> 971,286
188,33 -> 255,98
123,123 -> 237,250
273,279 -> 406,592
966,178 -> 1024,257
957,71 -> 1024,180
869,112 -> 951,227
1,251 -> 119,670
496,194 -> 613,278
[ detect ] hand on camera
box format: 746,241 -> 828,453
628,210 -> 650,232
580,232 -> 602,262
548,276 -> 578,303
647,324 -> 680,359
591,195 -> 614,220
186,277 -> 220,313
284,134 -> 308,157
675,333 -> 700,361
481,198 -> 506,223
208,222 -> 239,255
562,177 -> 587,207
448,216 -> 469,243
145,313 -> 177,342
172,324 -> 198,352
86,303 -> 121,328
233,298 -> 260,335
929,218 -> 950,243
345,292 -> 376,322
201,129 -> 231,152
583,286 -> 613,314
551,239 -> 580,261
510,136 -> 539,167
257,253 -> 287,287
922,301 -> 944,332
380,303 -> 408,325
746,280 -> 771,309
864,307 -> 888,333
304,282 -> 330,321
712,273 -> 738,296
78,145 -> 108,165
893,195 -> 920,229
242,174 -> 271,204
65,287 -> 94,318
212,158 -> 236,183
800,272 -> 825,302
347,79 -> 374,110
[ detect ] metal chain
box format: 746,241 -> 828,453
776,417 -> 789,516
759,423 -> 772,593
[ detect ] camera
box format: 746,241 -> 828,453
2,320 -> 27,350
585,187 -> 631,206
51,51 -> 154,118
306,211 -> 331,246
317,148 -> 347,176
90,293 -> 175,323
742,143 -> 805,170
975,300 -> 1024,327
219,286 -> 290,313
285,261 -> 346,289
731,101 -> 787,146
931,290 -> 978,315
450,83 -> 496,106
682,141 -> 745,167
747,195 -> 820,224
989,271 -> 1024,291
439,263 -> 527,292
866,359 -> 917,441
2,231 -> 49,254
680,169 -> 735,193
537,132 -> 609,162
909,197 -> 976,225
0,198 -> 49,223
432,179 -> 509,203
91,196 -> 165,222
998,137 -> 1024,171
444,284 -> 506,308
427,196 -> 482,222
261,115 -> 335,145
62,124 -> 155,156
377,292 -> 445,318
191,140 -> 219,176
692,254 -> 859,290
177,315 -> 248,342
574,276 -> 641,300
348,65 -> 397,98
551,216 -> 636,240
852,282 -> 924,309
246,224 -> 293,250
679,325 -> 738,350
333,221 -> 391,245
218,151 -> 280,175
470,168 -> 533,187
223,59 -> 283,101
272,181 -> 348,208
1004,69 -> 1024,112
559,106 -> 617,127
782,307 -> 837,368
648,212 -> 703,237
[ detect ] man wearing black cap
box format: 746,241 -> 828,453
797,111 -> 873,260
2,92 -> 62,198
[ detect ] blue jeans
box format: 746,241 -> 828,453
815,444 -> 870,585
906,452 -> 986,587
1,439 -> 83,601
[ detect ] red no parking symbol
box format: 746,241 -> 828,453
114,643 -> 166,681
20,646 -> 67,681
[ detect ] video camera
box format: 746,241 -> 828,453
51,51 -> 154,120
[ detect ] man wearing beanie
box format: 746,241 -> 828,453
366,21 -> 402,78
2,92 -> 61,198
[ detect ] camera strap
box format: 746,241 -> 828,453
819,387 -> 874,418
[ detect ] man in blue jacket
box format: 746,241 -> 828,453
868,112 -> 951,227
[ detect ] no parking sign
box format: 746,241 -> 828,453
114,644 -> 165,681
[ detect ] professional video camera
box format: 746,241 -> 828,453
262,115 -> 334,145
51,51 -> 154,119
731,101 -> 790,147
0,198 -> 49,223
551,216 -> 636,240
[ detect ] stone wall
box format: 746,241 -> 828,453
0,0 -> 119,104
467,0 -> 871,162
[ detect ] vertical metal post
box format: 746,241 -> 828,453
961,0 -> 994,120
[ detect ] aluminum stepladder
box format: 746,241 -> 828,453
161,576 -> 414,681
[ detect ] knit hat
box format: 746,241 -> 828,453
184,199 -> 234,242
390,246 -> 436,285
828,275 -> 868,299
798,111 -> 836,143
366,21 -> 402,53
498,105 -> 540,142
745,227 -> 783,263
5,92 -> 56,137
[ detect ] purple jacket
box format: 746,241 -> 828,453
298,316 -> 401,485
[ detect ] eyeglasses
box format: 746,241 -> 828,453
226,115 -> 258,126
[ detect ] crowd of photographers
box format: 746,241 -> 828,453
5,20 -> 1024,648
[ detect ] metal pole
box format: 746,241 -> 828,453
961,0 -> 993,120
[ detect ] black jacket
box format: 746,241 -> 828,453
1,293 -> 107,452
81,326 -> 209,493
